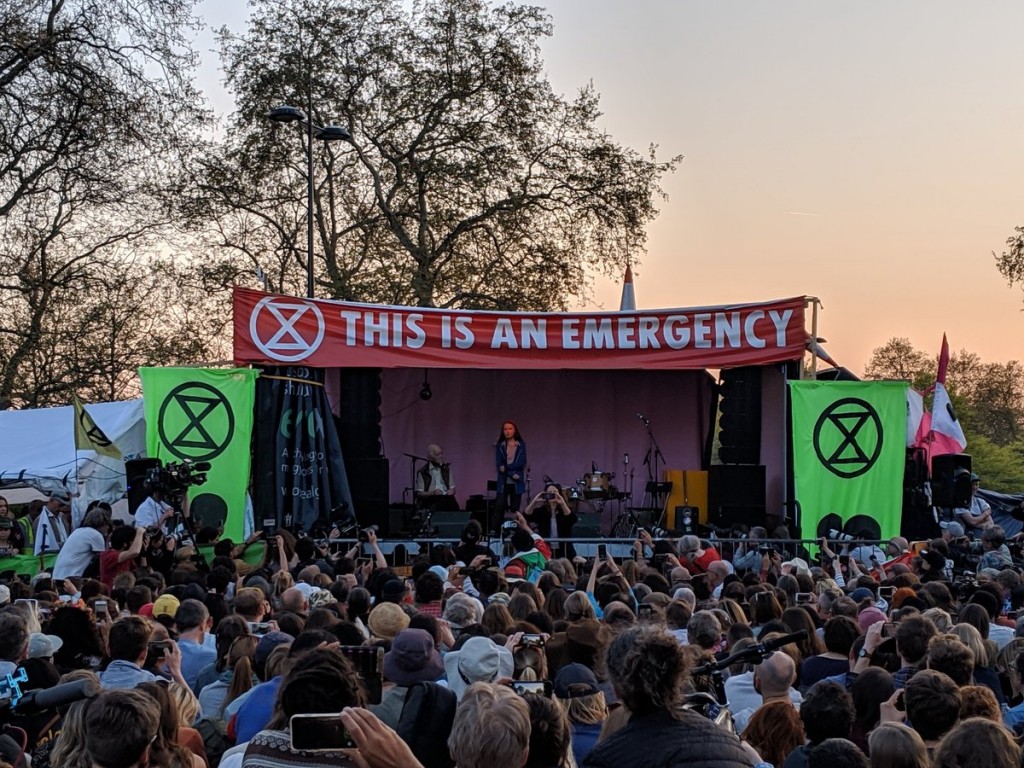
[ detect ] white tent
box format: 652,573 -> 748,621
0,399 -> 145,523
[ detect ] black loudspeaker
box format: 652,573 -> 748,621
932,454 -> 972,508
432,510 -> 468,539
707,464 -> 766,529
337,369 -> 383,459
347,458 -> 390,531
466,496 -> 497,532
573,517 -> 602,539
125,458 -> 161,516
717,368 -> 762,464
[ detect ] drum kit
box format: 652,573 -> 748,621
564,468 -> 628,518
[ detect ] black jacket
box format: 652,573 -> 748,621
583,709 -> 755,768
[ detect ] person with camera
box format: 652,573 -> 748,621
524,482 -> 578,558
733,526 -> 768,573
134,484 -> 176,531
99,524 -> 147,588
99,615 -> 188,690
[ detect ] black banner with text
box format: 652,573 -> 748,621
252,366 -> 353,533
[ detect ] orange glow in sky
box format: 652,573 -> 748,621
197,1 -> 1024,373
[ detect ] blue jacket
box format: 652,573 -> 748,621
495,439 -> 527,495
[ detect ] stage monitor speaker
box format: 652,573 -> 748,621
574,517 -> 602,539
932,453 -> 972,509
707,464 -> 766,530
432,510 -> 468,539
125,458 -> 161,516
466,495 -> 497,532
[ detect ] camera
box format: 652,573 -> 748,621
357,525 -> 379,543
827,528 -> 855,543
144,459 -> 210,496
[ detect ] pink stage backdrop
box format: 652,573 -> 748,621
379,368 -> 714,510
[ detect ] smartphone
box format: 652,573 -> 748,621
248,621 -> 272,637
653,553 -> 669,568
520,633 -> 546,648
597,544 -> 607,560
289,714 -> 355,752
148,639 -> 173,656
878,586 -> 895,600
839,555 -> 850,566
512,680 -> 553,697
795,592 -> 813,604
94,600 -> 108,618
880,622 -> 896,638
894,690 -> 906,712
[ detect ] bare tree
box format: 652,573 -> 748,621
185,0 -> 680,309
0,0 -> 212,408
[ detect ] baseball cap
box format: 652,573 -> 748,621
27,633 -> 63,659
970,472 -> 980,482
554,662 -> 600,699
152,594 -> 180,619
0,519 -> 12,530
939,520 -> 965,537
255,631 -> 294,669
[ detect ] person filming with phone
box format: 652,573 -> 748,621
524,482 -> 578,558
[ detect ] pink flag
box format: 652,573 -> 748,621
619,263 -> 636,311
928,334 -> 967,457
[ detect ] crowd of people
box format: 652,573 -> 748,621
2,488 -> 1024,768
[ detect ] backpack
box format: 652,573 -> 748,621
395,682 -> 457,768
195,717 -> 233,768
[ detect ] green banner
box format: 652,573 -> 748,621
790,381 -> 907,542
139,367 -> 259,541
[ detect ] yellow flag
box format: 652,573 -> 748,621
72,394 -> 122,459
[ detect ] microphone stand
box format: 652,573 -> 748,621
402,452 -> 428,507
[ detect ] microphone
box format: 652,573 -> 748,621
624,452 -> 629,465
760,630 -> 808,653
636,412 -> 650,424
6,678 -> 99,715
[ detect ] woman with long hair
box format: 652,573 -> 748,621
137,681 -> 204,768
495,420 -> 527,515
868,722 -> 929,768
481,603 -> 514,637
782,607 -> 826,659
850,667 -> 894,753
48,606 -> 104,672
48,699 -> 92,768
198,634 -> 258,718
741,700 -> 804,768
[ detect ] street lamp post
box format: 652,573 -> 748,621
267,104 -> 351,298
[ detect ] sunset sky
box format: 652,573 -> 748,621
197,0 -> 1024,374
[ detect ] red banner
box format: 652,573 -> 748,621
233,287 -> 807,370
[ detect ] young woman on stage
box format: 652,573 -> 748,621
495,420 -> 527,517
